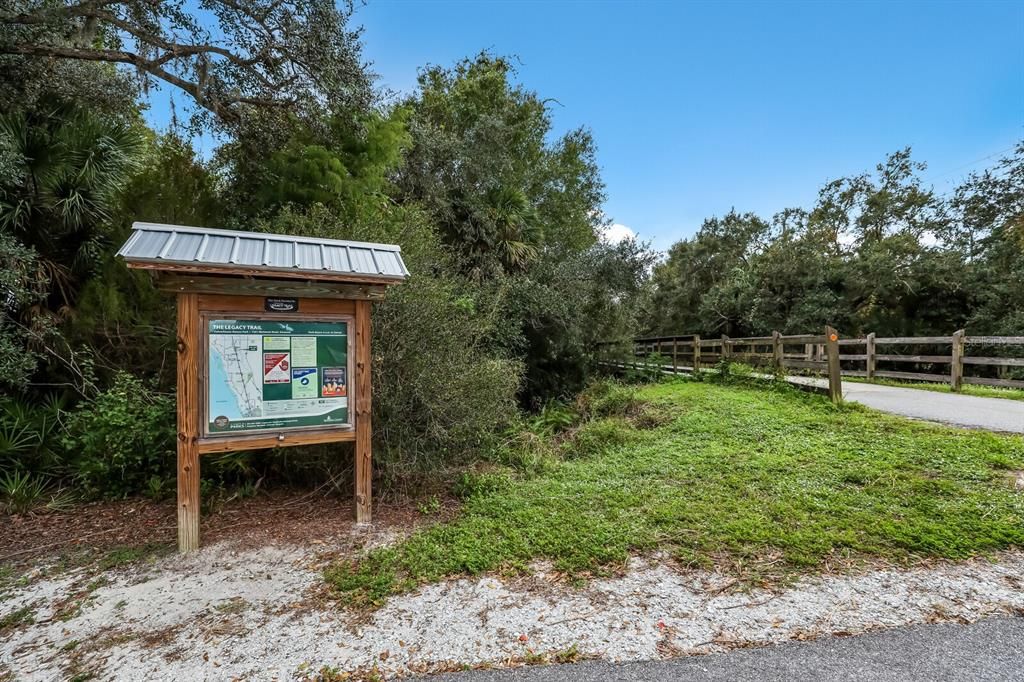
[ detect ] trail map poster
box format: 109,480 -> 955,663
207,319 -> 350,434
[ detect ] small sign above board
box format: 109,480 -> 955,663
265,297 -> 299,313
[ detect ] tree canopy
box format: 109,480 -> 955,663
645,145 -> 1024,339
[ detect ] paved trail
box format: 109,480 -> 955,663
433,615 -> 1024,682
791,377 -> 1024,433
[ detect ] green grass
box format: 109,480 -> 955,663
845,376 -> 1024,401
326,380 -> 1024,605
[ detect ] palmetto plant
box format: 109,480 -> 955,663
0,105 -> 143,309
482,185 -> 542,272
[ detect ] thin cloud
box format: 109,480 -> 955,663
601,223 -> 637,244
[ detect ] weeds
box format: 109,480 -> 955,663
0,606 -> 34,634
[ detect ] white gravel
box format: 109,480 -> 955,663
2,545 -> 1023,680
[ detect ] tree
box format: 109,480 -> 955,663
0,1 -> 372,130
645,145 -> 1024,340
397,53 -> 605,275
0,104 -> 143,309
244,110 -> 412,219
647,211 -> 769,335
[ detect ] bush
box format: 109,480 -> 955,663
62,372 -> 176,498
0,394 -> 66,478
574,379 -> 644,420
0,470 -> 47,514
563,418 -> 632,459
257,205 -> 523,482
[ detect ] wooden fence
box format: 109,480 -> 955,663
598,328 -> 1024,402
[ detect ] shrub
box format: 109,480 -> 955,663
0,470 -> 47,514
563,418 -> 632,459
62,372 -> 176,498
574,379 -> 644,420
491,429 -> 559,477
257,205 -> 523,482
0,395 -> 67,478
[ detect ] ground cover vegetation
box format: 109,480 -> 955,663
326,375 -> 1024,606
0,1 -> 1021,516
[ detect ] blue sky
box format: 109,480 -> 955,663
147,0 -> 1023,250
352,0 -> 1024,249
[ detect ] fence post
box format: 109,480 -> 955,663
951,329 -> 965,391
672,338 -> 678,374
772,330 -> 783,373
825,325 -> 842,404
693,334 -> 701,373
865,332 -> 876,381
721,334 -> 730,363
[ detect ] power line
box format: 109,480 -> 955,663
923,144 -> 1019,185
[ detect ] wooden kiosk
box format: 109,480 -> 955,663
117,222 -> 408,552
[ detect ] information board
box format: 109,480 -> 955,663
206,319 -> 350,435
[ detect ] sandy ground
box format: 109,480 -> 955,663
2,535 -> 1024,681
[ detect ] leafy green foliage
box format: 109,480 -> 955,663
326,381 -> 1024,605
0,394 -> 66,477
397,54 -> 605,275
254,204 -> 522,481
0,470 -> 48,514
62,373 -> 176,499
0,1 -> 373,132
646,145 -> 1024,340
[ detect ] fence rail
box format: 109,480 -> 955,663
598,327 -> 1024,399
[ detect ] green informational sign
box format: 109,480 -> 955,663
207,319 -> 349,434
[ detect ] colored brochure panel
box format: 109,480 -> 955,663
207,319 -> 349,434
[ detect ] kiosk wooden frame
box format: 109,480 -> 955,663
117,223 -> 408,552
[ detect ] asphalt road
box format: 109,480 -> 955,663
796,378 -> 1024,433
431,615 -> 1024,682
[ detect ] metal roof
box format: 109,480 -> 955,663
116,222 -> 409,282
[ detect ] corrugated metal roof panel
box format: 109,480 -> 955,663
348,247 -> 376,275
202,235 -> 235,263
232,238 -> 264,266
130,229 -> 172,258
164,232 -> 204,261
116,222 -> 407,282
374,249 -> 405,277
295,242 -> 323,270
322,245 -> 351,272
265,240 -> 294,268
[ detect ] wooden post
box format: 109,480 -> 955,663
865,332 -> 876,381
693,334 -> 701,373
951,329 -> 965,392
804,343 -> 812,361
176,293 -> 201,552
354,300 -> 373,524
672,338 -> 678,374
825,325 -> 842,404
772,330 -> 783,373
721,334 -> 730,362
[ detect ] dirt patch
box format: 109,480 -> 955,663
0,489 -> 456,571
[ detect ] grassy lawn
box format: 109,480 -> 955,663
845,376 -> 1024,402
326,379 -> 1024,605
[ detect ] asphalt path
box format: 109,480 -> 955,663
431,615 -> 1024,681
789,377 -> 1024,433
